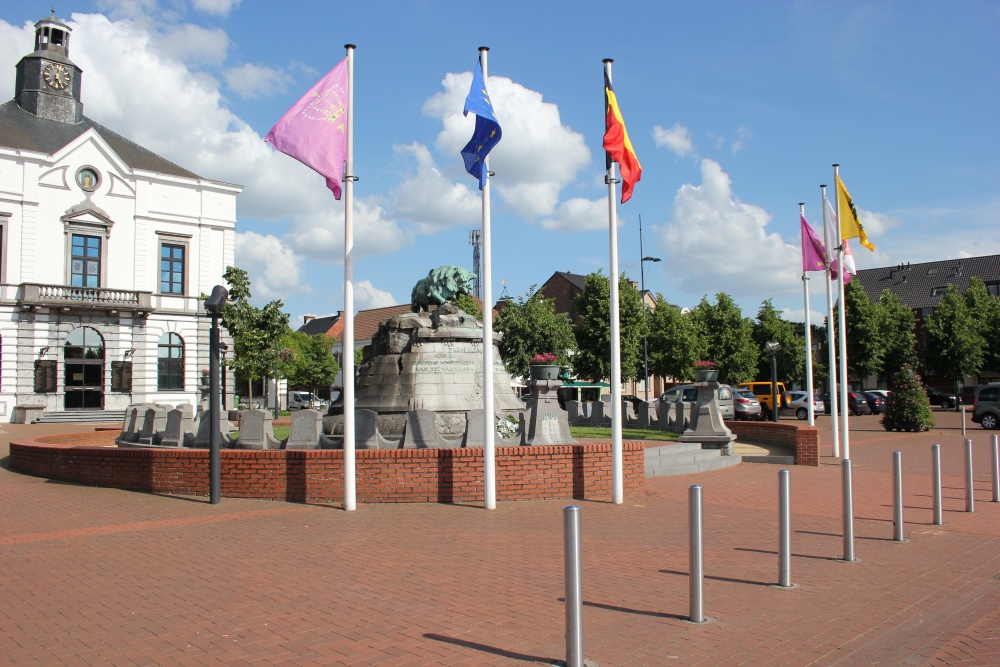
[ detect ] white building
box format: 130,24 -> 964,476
0,12 -> 239,421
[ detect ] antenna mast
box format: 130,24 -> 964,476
469,229 -> 482,299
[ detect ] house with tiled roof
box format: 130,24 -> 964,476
298,312 -> 343,338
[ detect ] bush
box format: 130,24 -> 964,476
881,364 -> 935,432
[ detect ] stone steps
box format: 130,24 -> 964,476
645,442 -> 742,478
33,410 -> 125,424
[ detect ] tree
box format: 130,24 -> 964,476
282,330 -> 340,397
690,293 -> 757,385
875,289 -> 917,381
963,276 -> 1000,373
492,287 -> 576,379
219,266 -> 290,406
836,280 -> 882,382
881,363 -> 934,432
453,293 -> 483,321
922,283 -> 983,382
647,296 -> 700,382
572,272 -> 646,382
751,299 -> 805,383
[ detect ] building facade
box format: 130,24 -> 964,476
0,12 -> 239,420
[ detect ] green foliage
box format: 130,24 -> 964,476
453,293 -> 483,321
647,297 -> 700,381
572,272 -> 647,382
963,277 -> 1000,373
493,286 -> 576,379
837,280 -> 883,380
922,284 -> 983,379
219,266 -> 290,403
875,289 -> 917,380
881,363 -> 935,431
751,299 -> 805,383
281,330 -> 339,394
690,293 -> 756,385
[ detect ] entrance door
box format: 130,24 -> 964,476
64,326 -> 105,409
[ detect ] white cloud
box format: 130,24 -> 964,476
856,208 -> 901,238
158,24 -> 229,65
661,159 -> 800,299
224,62 -> 287,99
191,0 -> 242,16
354,281 -> 399,311
235,232 -> 310,302
424,72 -> 591,220
731,126 -> 751,154
539,197 -> 609,232
389,143 -> 481,232
653,123 -> 693,157
282,196 -> 412,261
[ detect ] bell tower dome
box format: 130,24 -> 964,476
14,9 -> 84,123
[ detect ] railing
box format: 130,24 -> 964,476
18,283 -> 153,314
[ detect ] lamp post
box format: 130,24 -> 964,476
639,214 -> 661,402
766,341 -> 781,423
204,285 -> 228,505
219,343 -> 228,411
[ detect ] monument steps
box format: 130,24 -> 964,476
644,442 -> 742,478
34,409 -> 126,424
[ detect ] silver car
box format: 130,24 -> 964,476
659,383 -> 735,420
734,389 -> 762,421
786,391 -> 825,420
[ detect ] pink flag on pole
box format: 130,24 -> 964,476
800,214 -> 827,273
840,239 -> 856,284
265,58 -> 349,199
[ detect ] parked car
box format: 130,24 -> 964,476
925,386 -> 960,409
864,389 -> 891,401
818,391 -> 873,416
971,382 -> 1000,430
660,383 -> 734,420
734,389 -> 762,421
786,391 -> 825,420
861,391 -> 887,414
287,391 -> 329,411
736,381 -> 789,419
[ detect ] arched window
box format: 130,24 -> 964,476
157,333 -> 184,391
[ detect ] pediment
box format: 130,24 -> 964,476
62,199 -> 115,233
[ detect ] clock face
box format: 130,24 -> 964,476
43,63 -> 71,90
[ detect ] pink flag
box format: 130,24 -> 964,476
265,58 -> 349,199
800,214 -> 826,273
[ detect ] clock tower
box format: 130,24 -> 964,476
14,10 -> 83,124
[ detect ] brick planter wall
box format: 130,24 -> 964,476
9,433 -> 645,503
725,421 -> 819,466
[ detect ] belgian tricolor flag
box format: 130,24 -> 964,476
603,72 -> 642,204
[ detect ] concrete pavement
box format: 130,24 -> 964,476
0,409 -> 997,665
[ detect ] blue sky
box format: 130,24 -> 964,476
2,1 -> 998,326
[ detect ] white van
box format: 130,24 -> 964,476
287,391 -> 328,411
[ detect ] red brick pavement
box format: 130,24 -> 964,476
0,410 -> 998,666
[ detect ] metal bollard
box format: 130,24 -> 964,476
689,485 -> 705,623
842,459 -> 855,561
563,505 -> 584,667
932,444 -> 943,525
961,407 -> 967,436
992,435 -> 999,503
892,451 -> 904,542
778,470 -> 791,587
965,438 -> 975,513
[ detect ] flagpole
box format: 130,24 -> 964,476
342,44 -> 357,511
821,185 -> 841,458
833,164 -> 850,460
603,58 -> 623,505
479,46 -> 497,511
800,203 -> 815,426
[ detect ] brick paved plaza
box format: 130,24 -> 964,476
1,411 -> 998,665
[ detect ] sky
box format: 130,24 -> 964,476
2,1 -> 998,327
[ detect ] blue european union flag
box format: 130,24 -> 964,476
461,61 -> 502,189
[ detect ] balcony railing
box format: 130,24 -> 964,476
18,283 -> 153,316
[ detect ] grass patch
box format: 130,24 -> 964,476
229,425 -> 291,441
569,426 -> 679,441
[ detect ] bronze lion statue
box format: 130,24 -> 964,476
410,265 -> 476,312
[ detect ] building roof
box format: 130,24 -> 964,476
551,271 -> 588,291
298,313 -> 342,337
0,100 -> 201,179
854,254 -> 1000,310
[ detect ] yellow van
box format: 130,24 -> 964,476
736,381 -> 788,419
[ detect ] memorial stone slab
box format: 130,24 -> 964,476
236,409 -> 284,450
402,409 -> 448,449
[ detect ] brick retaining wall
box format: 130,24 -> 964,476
9,433 -> 645,503
725,421 -> 819,466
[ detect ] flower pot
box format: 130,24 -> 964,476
694,369 -> 719,383
200,375 -> 210,386
529,364 -> 560,381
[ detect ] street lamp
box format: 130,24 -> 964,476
204,284 -> 228,505
639,214 -> 661,402
219,342 -> 228,411
766,341 -> 781,423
